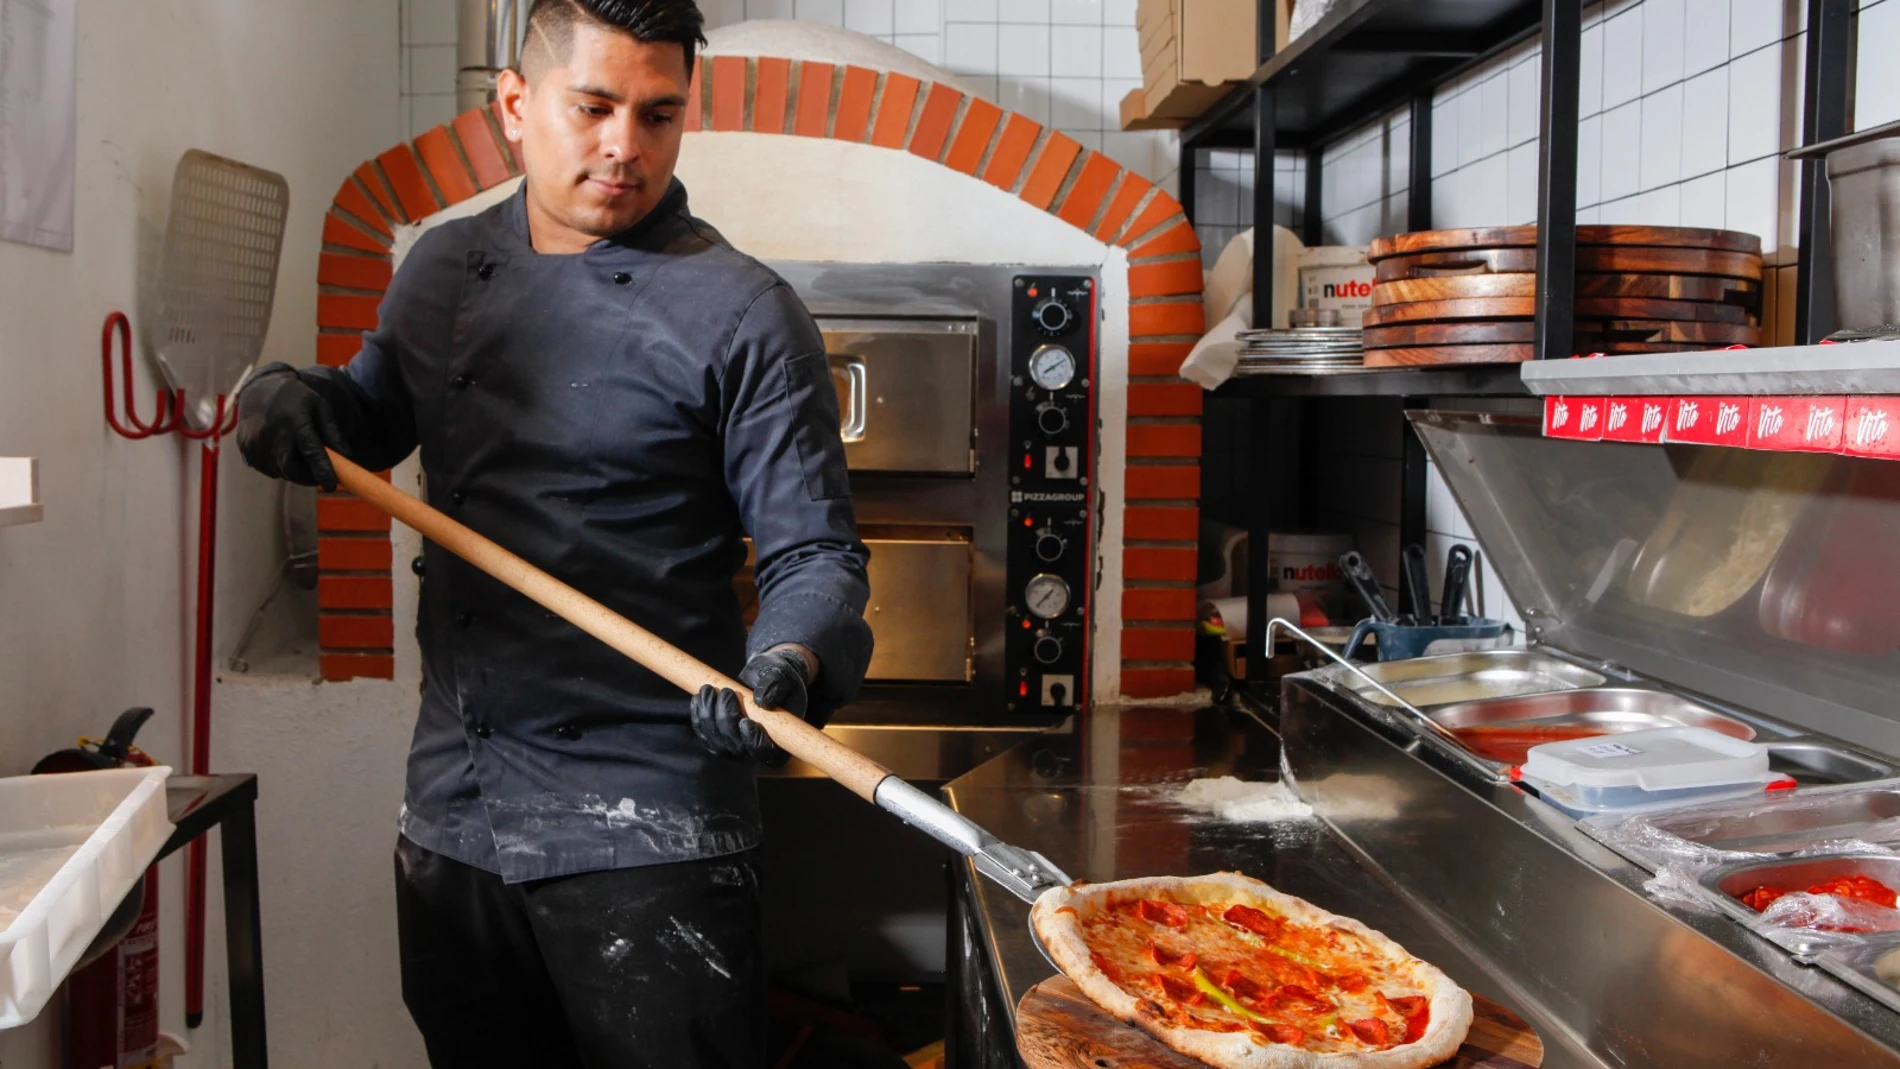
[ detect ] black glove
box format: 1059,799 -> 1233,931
235,363 -> 352,491
691,647 -> 812,765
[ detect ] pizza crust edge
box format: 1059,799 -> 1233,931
1029,872 -> 1475,1069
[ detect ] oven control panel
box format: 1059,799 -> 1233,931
1006,275 -> 1094,713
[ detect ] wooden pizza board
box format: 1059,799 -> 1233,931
1370,273 -> 1759,305
1368,224 -> 1761,260
1361,341 -> 1709,366
1362,296 -> 1756,327
1362,319 -> 1759,349
1373,247 -> 1762,282
1016,976 -> 1544,1069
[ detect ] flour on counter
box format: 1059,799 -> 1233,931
1176,777 -> 1314,822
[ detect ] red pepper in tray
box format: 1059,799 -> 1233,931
1737,874 -> 1899,914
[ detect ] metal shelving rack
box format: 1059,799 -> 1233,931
1185,0 -> 1854,680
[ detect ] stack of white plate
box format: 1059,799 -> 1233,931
1233,327 -> 1365,372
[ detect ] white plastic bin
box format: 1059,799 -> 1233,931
0,766 -> 171,1028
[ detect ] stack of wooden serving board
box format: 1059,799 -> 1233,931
1363,225 -> 1763,366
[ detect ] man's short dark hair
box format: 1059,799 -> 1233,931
522,0 -> 707,80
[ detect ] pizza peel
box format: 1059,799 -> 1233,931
324,451 -> 1073,957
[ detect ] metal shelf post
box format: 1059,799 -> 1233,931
1408,93 -> 1434,231
1795,0 -> 1852,344
1532,0 -> 1581,361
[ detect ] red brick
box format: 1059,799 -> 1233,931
317,496 -> 390,532
316,334 -> 360,368
1129,300 -> 1206,338
753,56 -> 791,133
322,213 -> 389,255
318,253 -> 392,292
1125,465 -> 1200,500
908,83 -> 961,161
1127,424 -> 1202,458
1129,342 -> 1195,377
452,108 -> 513,189
1095,173 -> 1154,242
981,114 -> 1039,189
1055,153 -> 1120,230
415,126 -> 478,205
1124,546 -> 1198,581
1129,258 -> 1205,298
319,576 -> 393,610
1127,383 -> 1204,417
1020,132 -> 1082,211
331,180 -> 392,238
712,55 -> 747,131
378,144 -> 441,221
316,294 -> 381,331
943,97 -> 1002,175
1130,222 -> 1202,260
354,162 -> 401,226
1122,628 -> 1196,662
320,614 -> 394,650
1121,668 -> 1196,699
1124,506 -> 1199,541
870,73 -> 922,148
488,101 -> 522,175
318,537 -> 392,571
833,66 -> 878,141
1123,587 -> 1198,621
320,654 -> 395,681
795,61 -> 833,137
1122,192 -> 1188,246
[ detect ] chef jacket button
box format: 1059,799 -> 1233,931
554,724 -> 581,741
452,373 -> 473,389
611,271 -> 632,285
477,264 -> 497,281
451,490 -> 467,505
474,724 -> 492,739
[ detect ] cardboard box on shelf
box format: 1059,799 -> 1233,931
1137,0 -> 1284,123
1120,87 -> 1188,131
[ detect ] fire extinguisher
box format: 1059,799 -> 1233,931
36,708 -> 163,1069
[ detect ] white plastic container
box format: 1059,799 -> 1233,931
1520,727 -> 1783,817
1267,530 -> 1354,621
0,766 -> 171,1028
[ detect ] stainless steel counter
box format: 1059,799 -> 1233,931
940,703 -> 1607,1069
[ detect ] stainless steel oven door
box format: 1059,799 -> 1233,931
819,318 -> 977,475
863,531 -> 973,682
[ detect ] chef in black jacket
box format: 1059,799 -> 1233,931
234,1 -> 872,1064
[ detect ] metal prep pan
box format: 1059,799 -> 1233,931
1646,787 -> 1900,855
1769,742 -> 1899,787
1333,649 -> 1608,709
1700,854 -> 1900,956
1819,933 -> 1900,1015
1425,687 -> 1756,766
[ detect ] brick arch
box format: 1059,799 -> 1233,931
314,56 -> 1206,700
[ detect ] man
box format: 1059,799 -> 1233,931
235,1 -> 872,1064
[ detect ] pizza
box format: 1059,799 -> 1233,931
1030,872 -> 1474,1069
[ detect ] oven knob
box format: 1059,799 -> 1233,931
1036,403 -> 1069,436
1034,530 -> 1066,562
1033,634 -> 1064,665
1031,296 -> 1074,336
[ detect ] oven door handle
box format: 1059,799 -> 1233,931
832,354 -> 867,443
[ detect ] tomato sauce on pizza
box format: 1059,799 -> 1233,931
1069,893 -> 1431,1053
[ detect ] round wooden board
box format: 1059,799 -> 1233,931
1363,344 -> 1537,366
1362,296 -> 1757,327
1016,976 -> 1544,1069
1373,247 -> 1762,282
1371,273 -> 1760,305
1368,224 -> 1762,260
1362,320 -> 1759,348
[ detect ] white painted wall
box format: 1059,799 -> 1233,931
0,0 -> 399,1065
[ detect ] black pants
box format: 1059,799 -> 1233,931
394,836 -> 766,1068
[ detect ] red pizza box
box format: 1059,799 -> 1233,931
1600,397 -> 1668,444
1843,397 -> 1900,459
1544,396 -> 1604,441
1748,396 -> 1847,452
1666,396 -> 1749,447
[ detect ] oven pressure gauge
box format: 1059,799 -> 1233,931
1024,574 -> 1072,619
1028,345 -> 1077,391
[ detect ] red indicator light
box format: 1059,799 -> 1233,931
1021,618 -> 1031,629
1018,681 -> 1029,696
1022,454 -> 1032,470
1028,286 -> 1039,298
1023,516 -> 1033,527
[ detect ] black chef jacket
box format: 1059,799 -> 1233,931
312,179 -> 872,883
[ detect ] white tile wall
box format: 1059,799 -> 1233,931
401,0 -> 460,140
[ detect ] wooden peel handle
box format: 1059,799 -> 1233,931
325,449 -> 894,803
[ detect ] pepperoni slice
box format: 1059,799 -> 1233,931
1219,969 -> 1264,1001
1148,943 -> 1197,969
1382,994 -> 1427,1018
1248,1021 -> 1306,1046
1333,972 -> 1369,994
1157,973 -> 1203,1005
1272,984 -> 1329,1009
1223,903 -> 1282,937
1348,1017 -> 1391,1045
1139,899 -> 1190,928
1089,951 -> 1122,983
